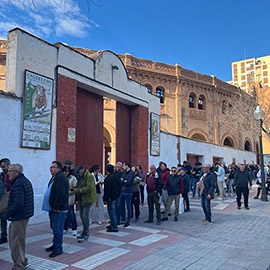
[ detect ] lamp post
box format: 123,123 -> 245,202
254,105 -> 268,201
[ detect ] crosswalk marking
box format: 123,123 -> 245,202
72,247 -> 130,269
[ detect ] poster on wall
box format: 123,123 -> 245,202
21,70 -> 53,149
150,113 -> 160,156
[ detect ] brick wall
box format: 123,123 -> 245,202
130,105 -> 149,171
56,74 -> 77,165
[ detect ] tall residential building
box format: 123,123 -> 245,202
231,55 -> 270,154
231,55 -> 270,93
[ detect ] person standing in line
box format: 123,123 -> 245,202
254,165 -> 267,199
89,165 -> 104,225
179,168 -> 190,212
6,164 -> 34,269
0,158 -> 11,244
161,167 -> 183,222
63,166 -> 78,236
115,162 -> 124,222
117,162 -> 135,228
131,166 -> 141,222
72,165 -> 97,243
137,165 -> 146,206
233,164 -> 252,210
160,162 -> 170,213
144,164 -> 164,225
42,161 -> 69,258
197,164 -> 215,225
104,164 -> 120,232
227,165 -> 236,197
191,162 -> 203,198
215,162 -> 225,199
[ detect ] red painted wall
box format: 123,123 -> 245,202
56,74 -> 77,165
116,102 -> 131,163
130,105 -> 148,171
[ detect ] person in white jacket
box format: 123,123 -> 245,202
63,166 -> 78,236
254,165 -> 267,199
89,165 -> 104,225
215,163 -> 225,199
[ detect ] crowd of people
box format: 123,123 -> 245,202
0,157 -> 270,269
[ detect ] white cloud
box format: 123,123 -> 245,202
0,0 -> 99,39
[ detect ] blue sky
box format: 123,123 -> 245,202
0,0 -> 270,81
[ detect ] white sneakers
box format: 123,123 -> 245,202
72,230 -> 77,236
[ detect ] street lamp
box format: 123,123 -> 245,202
254,105 -> 268,201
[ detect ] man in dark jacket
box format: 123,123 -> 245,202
0,158 -> 11,244
144,164 -> 164,225
179,168 -> 190,212
6,163 -> 34,270
103,164 -> 120,232
117,161 -> 135,228
197,164 -> 215,224
42,161 -> 68,258
161,167 -> 183,221
233,164 -> 252,210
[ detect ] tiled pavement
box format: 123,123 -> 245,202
1,186 -> 270,270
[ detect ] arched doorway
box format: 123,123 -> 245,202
223,137 -> 234,148
244,140 -> 252,151
103,127 -> 112,173
191,133 -> 207,142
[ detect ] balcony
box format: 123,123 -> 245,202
189,108 -> 206,120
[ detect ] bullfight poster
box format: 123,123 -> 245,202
150,112 -> 160,156
21,70 -> 53,149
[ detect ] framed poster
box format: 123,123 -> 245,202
150,112 -> 160,156
21,70 -> 54,149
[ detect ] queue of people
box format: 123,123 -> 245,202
0,156 -> 269,269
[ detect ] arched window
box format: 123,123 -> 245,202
222,100 -> 227,114
189,93 -> 196,108
191,133 -> 207,141
144,83 -> 153,94
198,95 -> 206,110
244,140 -> 252,151
223,137 -> 234,148
155,87 -> 165,103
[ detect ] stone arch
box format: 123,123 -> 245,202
244,138 -> 252,151
103,122 -> 116,165
221,134 -> 237,148
155,85 -> 165,103
198,94 -> 206,110
188,92 -> 197,108
188,129 -> 209,142
142,81 -> 153,93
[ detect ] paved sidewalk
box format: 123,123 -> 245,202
1,186 -> 270,270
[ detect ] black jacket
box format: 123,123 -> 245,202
202,172 -> 216,195
234,170 -> 252,188
103,172 -> 120,202
49,171 -> 69,211
167,174 -> 183,196
121,170 -> 135,193
181,173 -> 190,193
6,174 -> 34,221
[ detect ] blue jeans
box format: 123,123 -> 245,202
201,194 -> 211,222
49,211 -> 67,252
117,192 -> 132,225
107,200 -> 118,229
64,205 -> 77,230
191,178 -> 199,197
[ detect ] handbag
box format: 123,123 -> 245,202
179,196 -> 184,214
0,191 -> 10,214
